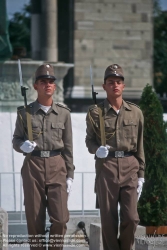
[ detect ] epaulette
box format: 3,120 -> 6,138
17,106 -> 25,111
126,101 -> 140,109
56,103 -> 71,111
89,104 -> 98,111
89,102 -> 103,111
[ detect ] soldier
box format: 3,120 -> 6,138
12,64 -> 74,250
85,64 -> 145,250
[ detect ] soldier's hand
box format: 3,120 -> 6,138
137,178 -> 145,201
67,177 -> 73,195
20,140 -> 37,153
96,145 -> 110,158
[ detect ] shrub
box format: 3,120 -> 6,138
138,84 -> 167,226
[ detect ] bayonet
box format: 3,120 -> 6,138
18,60 -> 33,143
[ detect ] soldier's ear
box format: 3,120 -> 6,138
102,83 -> 106,91
33,83 -> 37,90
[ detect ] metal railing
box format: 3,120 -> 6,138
0,171 -> 100,224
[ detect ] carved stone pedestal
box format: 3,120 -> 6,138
0,60 -> 74,111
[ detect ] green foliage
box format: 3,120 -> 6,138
8,2 -> 31,57
153,0 -> 167,95
0,0 -> 12,60
138,84 -> 167,226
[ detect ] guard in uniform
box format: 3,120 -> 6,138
85,64 -> 145,250
12,64 -> 74,250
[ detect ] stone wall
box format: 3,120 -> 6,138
74,0 -> 153,98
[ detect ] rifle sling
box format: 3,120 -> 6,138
24,106 -> 33,161
94,106 -> 106,190
94,106 -> 106,208
26,106 -> 33,141
98,106 -> 106,146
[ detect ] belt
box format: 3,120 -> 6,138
108,151 -> 133,158
31,150 -> 61,158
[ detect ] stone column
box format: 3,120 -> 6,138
41,0 -> 57,62
31,0 -> 42,60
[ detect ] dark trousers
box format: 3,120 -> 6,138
96,155 -> 140,250
21,155 -> 69,250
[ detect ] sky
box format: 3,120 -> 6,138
6,0 -> 30,19
6,0 -> 167,20
160,0 -> 167,10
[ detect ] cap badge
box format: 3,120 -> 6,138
113,65 -> 118,69
46,65 -> 50,68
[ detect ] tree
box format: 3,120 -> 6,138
0,0 -> 12,60
9,2 -> 31,58
153,0 -> 167,95
138,84 -> 167,226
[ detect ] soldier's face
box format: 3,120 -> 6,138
103,76 -> 125,98
34,78 -> 56,97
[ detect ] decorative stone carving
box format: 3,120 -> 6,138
0,60 -> 74,108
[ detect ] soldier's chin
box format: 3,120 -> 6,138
45,91 -> 53,96
112,92 -> 122,98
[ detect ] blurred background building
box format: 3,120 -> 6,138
2,0 -> 157,111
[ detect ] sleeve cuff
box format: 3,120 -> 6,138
138,169 -> 144,178
67,170 -> 74,179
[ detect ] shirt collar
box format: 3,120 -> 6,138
32,100 -> 59,114
103,98 -> 113,114
122,100 -> 132,111
51,102 -> 59,114
103,98 -> 132,114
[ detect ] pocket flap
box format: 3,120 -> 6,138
32,120 -> 39,128
105,119 -> 116,128
124,119 -> 137,126
51,122 -> 65,129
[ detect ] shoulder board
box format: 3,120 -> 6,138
89,104 -> 98,111
56,103 -> 71,111
17,106 -> 25,111
126,101 -> 140,109
89,102 -> 104,111
28,104 -> 33,108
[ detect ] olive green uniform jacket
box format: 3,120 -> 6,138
12,100 -> 74,179
85,98 -> 145,178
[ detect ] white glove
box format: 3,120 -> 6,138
67,177 -> 73,194
20,140 -> 37,153
96,145 -> 110,158
137,178 -> 145,201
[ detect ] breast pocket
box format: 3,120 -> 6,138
123,119 -> 137,138
32,120 -> 41,140
105,119 -> 116,133
51,122 -> 65,140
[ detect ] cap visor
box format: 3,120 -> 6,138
104,74 -> 124,81
35,75 -> 56,81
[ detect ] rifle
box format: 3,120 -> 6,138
90,65 -> 98,104
89,66 -> 106,209
89,65 -> 106,146
18,60 -> 33,142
